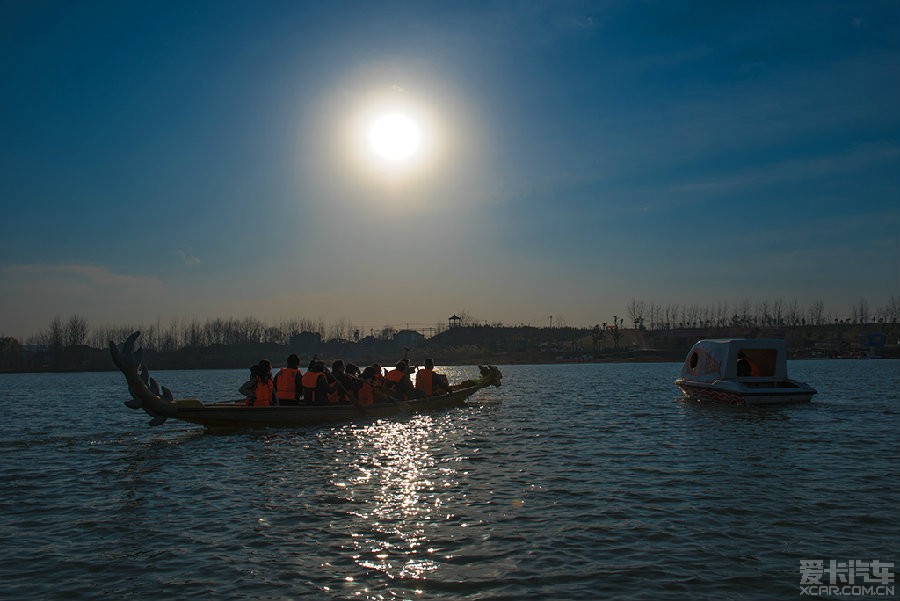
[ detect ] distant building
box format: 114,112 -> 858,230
394,329 -> 425,348
448,315 -> 462,329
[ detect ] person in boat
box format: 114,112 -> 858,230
384,361 -> 417,400
329,360 -> 362,404
371,363 -> 386,387
737,352 -> 751,377
358,366 -> 377,406
415,358 -> 450,396
239,364 -> 260,401
302,360 -> 336,405
241,360 -> 275,406
736,352 -> 763,377
274,354 -> 303,405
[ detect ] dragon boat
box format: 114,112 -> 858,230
110,332 -> 502,430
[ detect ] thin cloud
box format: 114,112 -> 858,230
670,143 -> 900,195
173,247 -> 201,266
1,263 -> 167,291
0,264 -> 168,337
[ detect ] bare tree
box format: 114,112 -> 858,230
771,299 -> 784,326
329,318 -> 350,341
785,299 -> 801,326
852,298 -> 869,324
592,324 -> 604,350
456,311 -> 478,327
64,315 -> 88,347
884,296 -> 900,323
716,301 -> 730,327
627,298 -> 645,330
46,317 -> 65,351
755,300 -> 770,326
807,300 -> 825,326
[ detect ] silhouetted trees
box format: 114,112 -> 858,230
620,297 -> 898,330
3,295 -> 898,372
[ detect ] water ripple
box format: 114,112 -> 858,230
0,362 -> 898,599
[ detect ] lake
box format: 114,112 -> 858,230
1,360 -> 897,599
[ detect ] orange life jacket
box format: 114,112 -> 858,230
253,378 -> 274,406
385,369 -> 408,400
416,368 -> 433,396
275,367 -> 300,401
302,371 -> 328,404
358,381 -> 374,406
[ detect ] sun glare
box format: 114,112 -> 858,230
367,113 -> 422,163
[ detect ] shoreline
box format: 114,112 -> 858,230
2,353 -> 895,375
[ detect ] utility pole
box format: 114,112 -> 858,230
549,315 -> 553,328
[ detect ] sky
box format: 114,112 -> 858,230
1,0 -> 898,339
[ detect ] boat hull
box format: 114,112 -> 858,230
171,386 -> 489,430
676,378 -> 816,405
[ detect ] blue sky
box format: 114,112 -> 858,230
1,0 -> 898,338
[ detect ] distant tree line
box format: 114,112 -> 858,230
16,315 -> 450,354
2,296 -> 898,372
624,297 -> 900,331
8,297 -> 899,354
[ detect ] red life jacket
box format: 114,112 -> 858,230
254,378 -> 274,406
416,368 -> 433,396
275,367 -> 300,402
358,381 -> 374,406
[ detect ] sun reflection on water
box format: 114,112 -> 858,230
337,415 -> 452,583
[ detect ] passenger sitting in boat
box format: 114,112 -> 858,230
737,351 -> 759,378
384,361 -> 417,400
371,364 -> 386,386
358,366 -> 377,406
329,360 -> 362,403
302,360 -> 335,405
415,358 -> 450,396
241,360 -> 275,406
239,365 -> 260,402
274,354 -> 303,405
737,353 -> 751,377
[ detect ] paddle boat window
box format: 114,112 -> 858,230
738,348 -> 777,377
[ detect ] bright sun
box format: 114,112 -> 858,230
367,112 -> 422,163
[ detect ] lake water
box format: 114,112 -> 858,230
1,360 -> 897,600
